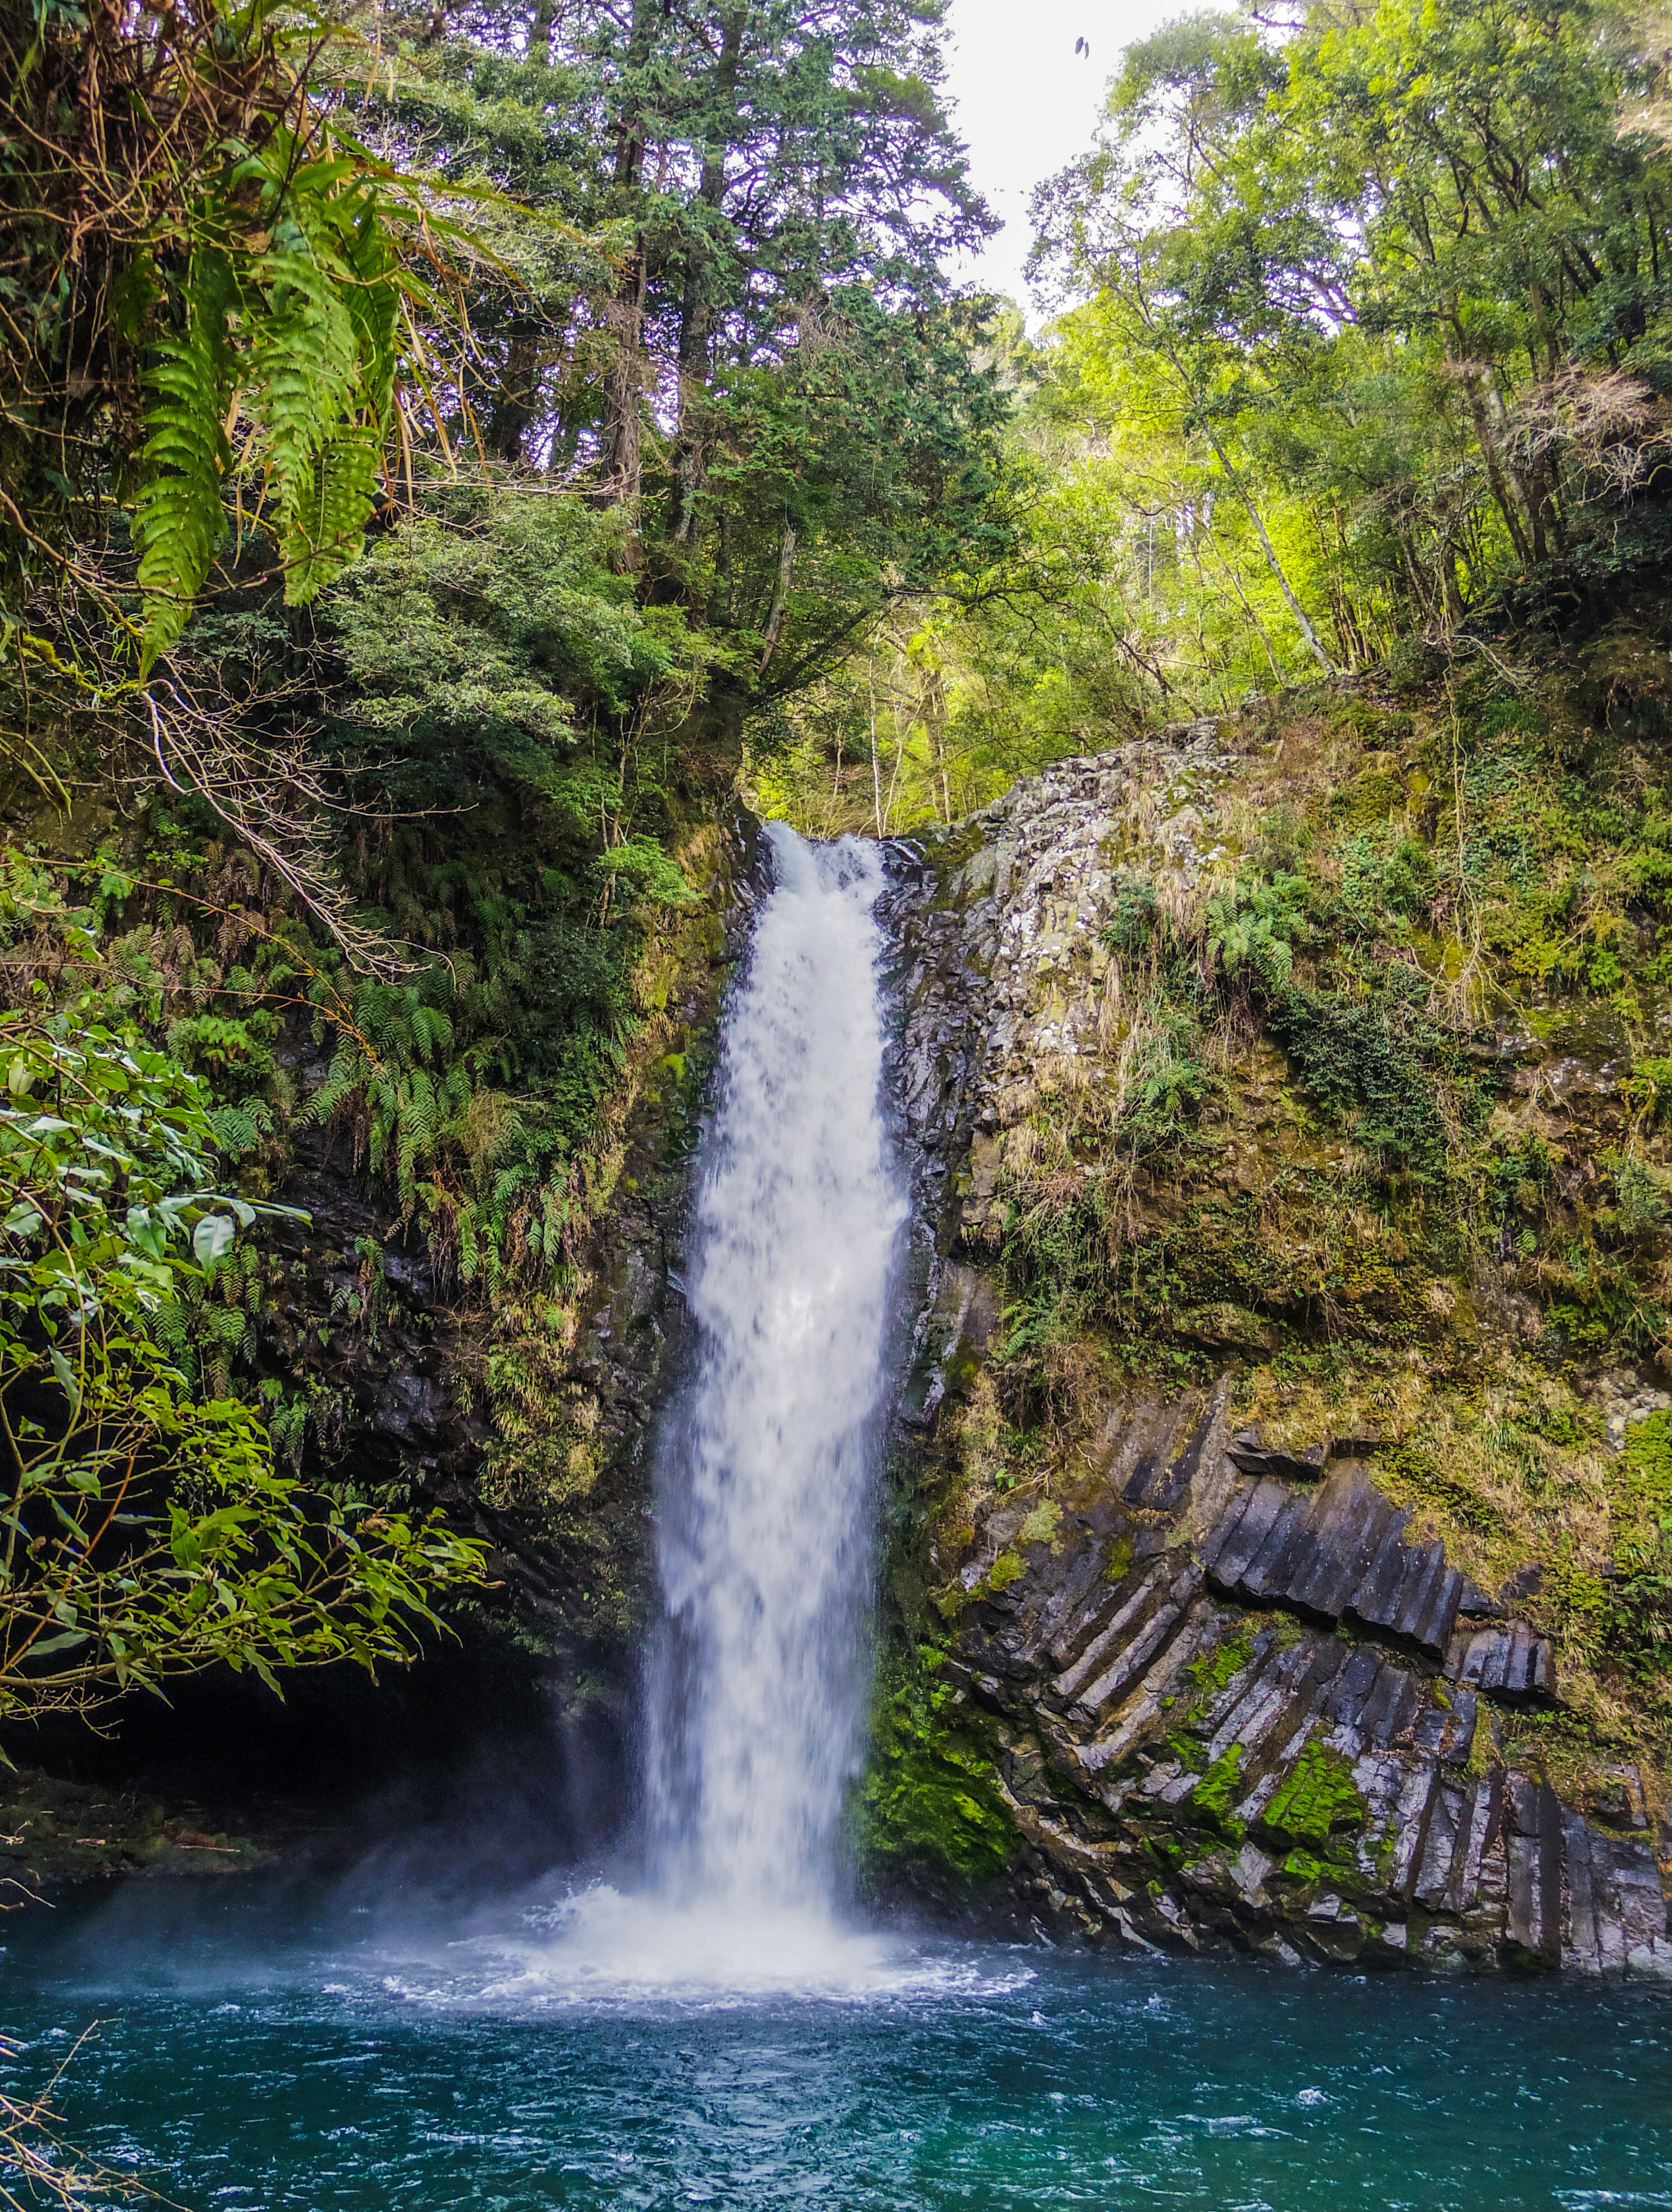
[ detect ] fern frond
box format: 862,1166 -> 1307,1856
283,419 -> 382,603
244,242 -> 360,594
304,1047 -> 369,1127
133,253 -> 236,671
341,204 -> 400,435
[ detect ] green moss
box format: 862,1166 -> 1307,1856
1624,1411 -> 1672,1512
984,1548 -> 1025,1593
1018,1498 -> 1061,1546
1258,1739 -> 1365,1848
1187,1632 -> 1254,1703
1164,1732 -> 1210,1775
855,1646 -> 1021,1886
1594,1411 -> 1672,1686
1377,1441 -> 1499,1535
1102,1534 -> 1135,1583
921,823 -> 995,910
1187,1745 -> 1246,1841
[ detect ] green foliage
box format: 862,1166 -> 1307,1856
0,951 -> 485,1720
131,252 -> 236,666
1033,0 -> 1672,685
328,491 -> 710,768
1605,1413 -> 1672,1680
1102,873 -> 1161,955
1377,1441 -> 1499,1538
1203,872 -> 1310,985
131,134 -> 407,667
743,0 -> 1672,847
1264,978 -> 1465,1171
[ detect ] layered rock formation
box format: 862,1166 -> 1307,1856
881,721 -> 1672,1975
942,1391 -> 1665,1972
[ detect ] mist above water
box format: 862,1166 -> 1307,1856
643,823 -> 907,1937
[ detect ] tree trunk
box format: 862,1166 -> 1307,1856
1156,333 -> 1336,677
596,0 -> 661,543
486,320 -> 543,465
757,520 -> 798,674
598,253 -> 647,531
1456,362 -> 1533,567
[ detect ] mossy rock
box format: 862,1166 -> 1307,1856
1257,1740 -> 1366,1849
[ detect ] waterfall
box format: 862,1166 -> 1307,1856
644,821 -> 907,1921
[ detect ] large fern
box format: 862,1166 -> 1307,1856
249,161 -> 401,607
245,233 -> 361,577
132,251 -> 235,672
279,199 -> 401,602
285,420 -> 384,601
134,144 -> 406,659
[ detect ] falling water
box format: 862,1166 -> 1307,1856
644,821 -> 907,1925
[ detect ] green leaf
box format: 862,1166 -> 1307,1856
192,1213 -> 236,1266
28,1630 -> 90,1657
48,1343 -> 80,1414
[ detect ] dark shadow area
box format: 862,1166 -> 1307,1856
3,1622 -> 634,1895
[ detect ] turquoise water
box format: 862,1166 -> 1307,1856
2,1877 -> 1669,2211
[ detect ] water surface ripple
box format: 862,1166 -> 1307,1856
3,1882 -> 1667,2211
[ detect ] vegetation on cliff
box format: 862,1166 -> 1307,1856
8,0 -> 1672,1919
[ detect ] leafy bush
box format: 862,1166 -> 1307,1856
0,961 -> 485,1720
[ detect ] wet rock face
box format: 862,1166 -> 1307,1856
257,806 -> 767,1672
256,1121 -> 488,1487
884,720 -> 1238,1253
943,1394 -> 1670,1976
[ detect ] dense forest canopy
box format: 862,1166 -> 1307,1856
758,0 -> 1672,829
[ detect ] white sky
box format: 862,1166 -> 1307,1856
942,0 -> 1185,310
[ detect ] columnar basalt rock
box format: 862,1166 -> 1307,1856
934,1393 -> 1669,1972
881,725 -> 1672,1977
885,719 -> 1239,1251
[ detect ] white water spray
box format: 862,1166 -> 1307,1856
645,822 -> 907,1925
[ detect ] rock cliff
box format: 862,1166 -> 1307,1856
877,710 -> 1672,1975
